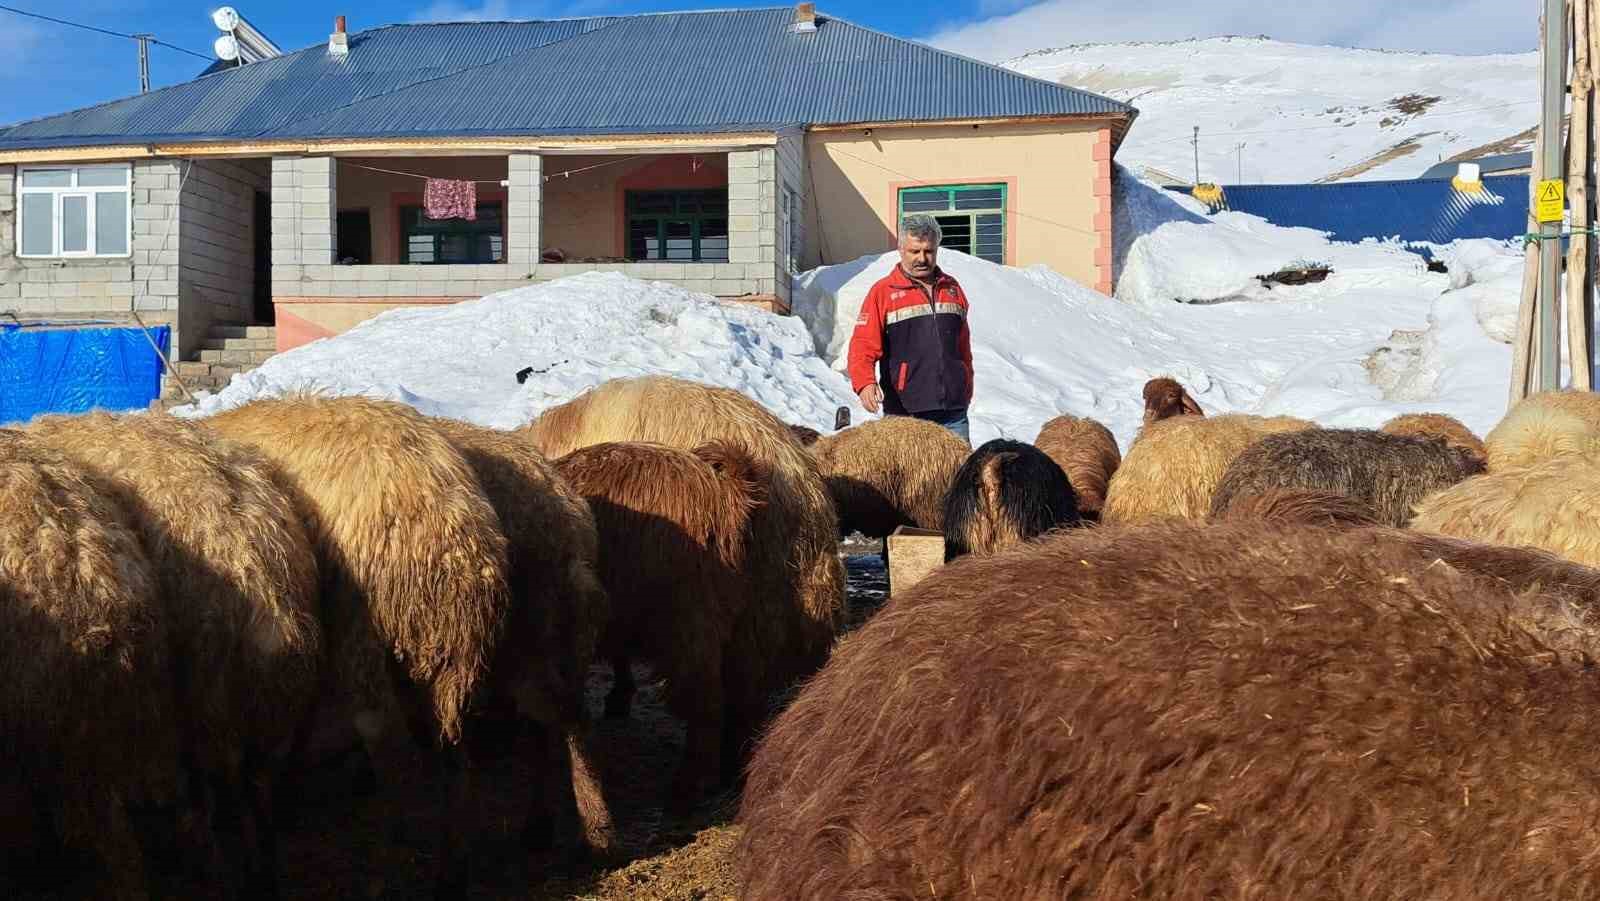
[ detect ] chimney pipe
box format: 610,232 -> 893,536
329,14 -> 349,57
791,2 -> 817,32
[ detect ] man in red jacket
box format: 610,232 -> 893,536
847,214 -> 974,444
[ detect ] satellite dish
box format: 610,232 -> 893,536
214,34 -> 240,61
212,7 -> 240,32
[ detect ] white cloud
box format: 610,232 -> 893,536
927,0 -> 1538,63
410,0 -> 521,22
409,0 -> 614,22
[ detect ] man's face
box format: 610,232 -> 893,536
900,234 -> 938,280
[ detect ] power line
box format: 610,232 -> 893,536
1136,99 -> 1543,146
0,3 -> 210,61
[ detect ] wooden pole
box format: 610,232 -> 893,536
1569,0 -> 1594,390
1511,127 -> 1544,405
1538,0 -> 1569,391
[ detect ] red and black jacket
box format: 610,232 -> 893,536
847,266 -> 973,415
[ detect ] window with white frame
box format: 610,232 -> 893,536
17,164 -> 132,258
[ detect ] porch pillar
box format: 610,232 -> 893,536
269,155 -> 337,266
507,152 -> 541,269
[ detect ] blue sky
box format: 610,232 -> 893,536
0,1 -> 1538,128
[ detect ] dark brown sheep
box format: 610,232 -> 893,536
521,376 -> 846,774
1141,376 -> 1203,425
808,415 -> 970,536
943,438 -> 1079,562
1210,427 -> 1484,526
24,412 -> 322,895
427,417 -> 615,855
1032,414 -> 1121,519
787,423 -> 822,447
0,431 -> 180,901
737,520 -> 1600,900
555,440 -> 768,810
1209,486 -> 1383,528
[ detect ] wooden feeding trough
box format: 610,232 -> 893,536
885,525 -> 945,599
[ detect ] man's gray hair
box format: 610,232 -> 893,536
899,213 -> 943,247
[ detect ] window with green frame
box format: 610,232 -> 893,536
897,184 -> 1006,264
626,190 -> 729,262
400,202 -> 504,264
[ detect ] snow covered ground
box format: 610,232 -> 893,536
174,169 -> 1527,455
172,274 -> 858,432
995,37 -> 1536,184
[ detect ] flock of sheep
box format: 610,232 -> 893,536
5,370 -> 1600,900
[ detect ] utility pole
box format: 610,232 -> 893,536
133,33 -> 152,94
1191,126 -> 1200,184
1234,142 -> 1246,184
1536,0 -> 1566,391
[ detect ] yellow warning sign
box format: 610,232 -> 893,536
1536,178 -> 1566,223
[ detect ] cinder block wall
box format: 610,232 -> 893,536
179,159 -> 268,359
270,151 -> 783,311
0,161 -> 177,342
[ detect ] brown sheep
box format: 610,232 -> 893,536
426,417 -> 615,853
1208,428 -> 1485,527
1410,455 -> 1600,568
520,375 -> 847,776
1380,412 -> 1486,462
201,395 -> 513,896
787,423 -> 822,447
1101,413 -> 1316,523
1141,376 -> 1203,424
554,440 -> 769,812
1033,414 -> 1120,519
1484,390 -> 1600,470
1209,486 -> 1383,528
0,431 -> 180,901
23,412 -> 321,895
807,415 -> 970,536
737,520 -> 1600,900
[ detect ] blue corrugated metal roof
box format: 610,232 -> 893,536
0,9 -> 1134,150
1166,176 -> 1529,249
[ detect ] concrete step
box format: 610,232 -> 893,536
200,336 -> 277,352
209,324 -> 277,340
198,349 -> 262,365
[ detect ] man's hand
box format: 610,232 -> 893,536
858,384 -> 883,414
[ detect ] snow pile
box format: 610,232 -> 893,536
1112,171 -> 1430,307
995,37 -> 1535,184
172,273 -> 857,431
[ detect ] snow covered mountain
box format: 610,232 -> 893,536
997,37 -> 1537,184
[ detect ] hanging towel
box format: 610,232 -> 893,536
424,178 -> 476,221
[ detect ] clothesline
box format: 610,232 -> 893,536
341,154 -> 662,184
343,162 -> 506,184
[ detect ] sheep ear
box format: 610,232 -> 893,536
1180,392 -> 1204,417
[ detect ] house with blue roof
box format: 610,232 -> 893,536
0,4 -> 1137,363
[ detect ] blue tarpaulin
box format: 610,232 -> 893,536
0,323 -> 170,425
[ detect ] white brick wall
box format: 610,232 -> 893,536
507,152 -> 541,269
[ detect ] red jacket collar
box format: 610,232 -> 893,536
888,264 -> 958,291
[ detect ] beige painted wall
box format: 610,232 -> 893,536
804,121 -> 1103,286
335,156 -> 508,264
541,153 -> 729,260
